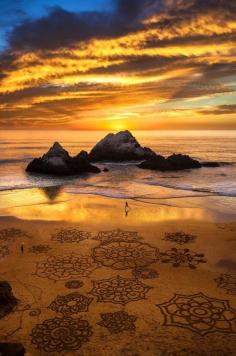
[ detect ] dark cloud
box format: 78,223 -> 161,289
8,4 -> 142,51
3,0 -> 236,53
117,0 -> 163,20
6,0 -> 166,51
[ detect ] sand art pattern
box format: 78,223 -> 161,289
160,248 -> 207,269
158,292 -> 236,335
0,228 -> 29,242
0,245 -> 10,259
215,274 -> 236,295
164,231 -> 196,245
51,228 -> 91,243
29,244 -> 51,254
35,254 -> 98,281
64,280 -> 84,289
1,222 -> 236,355
90,275 -> 151,305
97,311 -> 137,333
93,228 -> 141,244
31,316 -> 93,352
132,267 -> 159,279
92,241 -> 159,270
49,292 -> 93,315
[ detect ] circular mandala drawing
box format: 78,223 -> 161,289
35,254 -> 98,281
52,228 -> 91,243
49,292 -> 93,315
215,274 -> 236,295
164,231 -> 196,245
31,316 -> 93,352
65,280 -> 84,289
132,267 -> 159,279
92,241 -> 159,270
90,275 -> 151,305
157,292 -> 236,335
29,244 -> 51,254
0,245 -> 9,259
160,248 -> 207,269
98,311 -> 137,333
0,228 -> 30,242
94,228 -> 141,244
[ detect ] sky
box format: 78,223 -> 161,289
0,0 -> 236,130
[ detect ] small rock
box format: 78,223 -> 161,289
0,281 -> 18,319
0,343 -> 25,356
138,153 -> 202,171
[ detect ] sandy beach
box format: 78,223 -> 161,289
0,190 -> 236,355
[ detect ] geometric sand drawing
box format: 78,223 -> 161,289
0,228 -> 30,242
90,275 -> 151,305
29,244 -> 51,254
64,280 -> 84,289
31,316 -> 93,352
35,254 -> 98,281
215,274 -> 236,295
93,228 -> 141,244
0,245 -> 10,259
163,231 -> 196,245
92,241 -> 159,270
157,292 -> 236,335
51,228 -> 91,243
97,311 -> 137,333
132,267 -> 159,279
49,292 -> 93,315
160,248 -> 207,269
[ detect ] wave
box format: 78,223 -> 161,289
0,158 -> 33,165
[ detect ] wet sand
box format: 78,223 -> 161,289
0,192 -> 236,355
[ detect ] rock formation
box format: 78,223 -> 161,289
0,281 -> 18,319
138,153 -> 203,171
0,343 -> 26,356
89,130 -> 156,162
26,142 -> 100,176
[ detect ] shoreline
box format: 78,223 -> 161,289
1,186 -> 236,223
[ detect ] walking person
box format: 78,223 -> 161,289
20,242 -> 24,254
125,201 -> 130,216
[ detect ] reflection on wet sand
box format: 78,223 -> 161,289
40,186 -> 63,201
0,187 -> 217,224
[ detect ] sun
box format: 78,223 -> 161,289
109,120 -> 129,132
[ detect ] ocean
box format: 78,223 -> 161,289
0,130 -> 236,212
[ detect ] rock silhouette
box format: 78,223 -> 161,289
0,281 -> 18,319
89,130 -> 156,162
26,142 -> 100,176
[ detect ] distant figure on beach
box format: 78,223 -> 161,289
125,201 -> 130,217
21,242 -> 24,254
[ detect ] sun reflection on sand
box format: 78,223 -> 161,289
0,187 -> 215,224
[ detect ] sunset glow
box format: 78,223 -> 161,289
0,0 -> 236,130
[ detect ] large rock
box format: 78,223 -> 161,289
26,143 -> 101,176
89,130 -> 156,162
0,281 -> 18,319
138,153 -> 202,171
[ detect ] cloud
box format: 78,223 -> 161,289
198,105 -> 236,115
0,0 -> 236,129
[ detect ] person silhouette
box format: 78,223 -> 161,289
125,201 -> 130,216
21,242 -> 24,254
